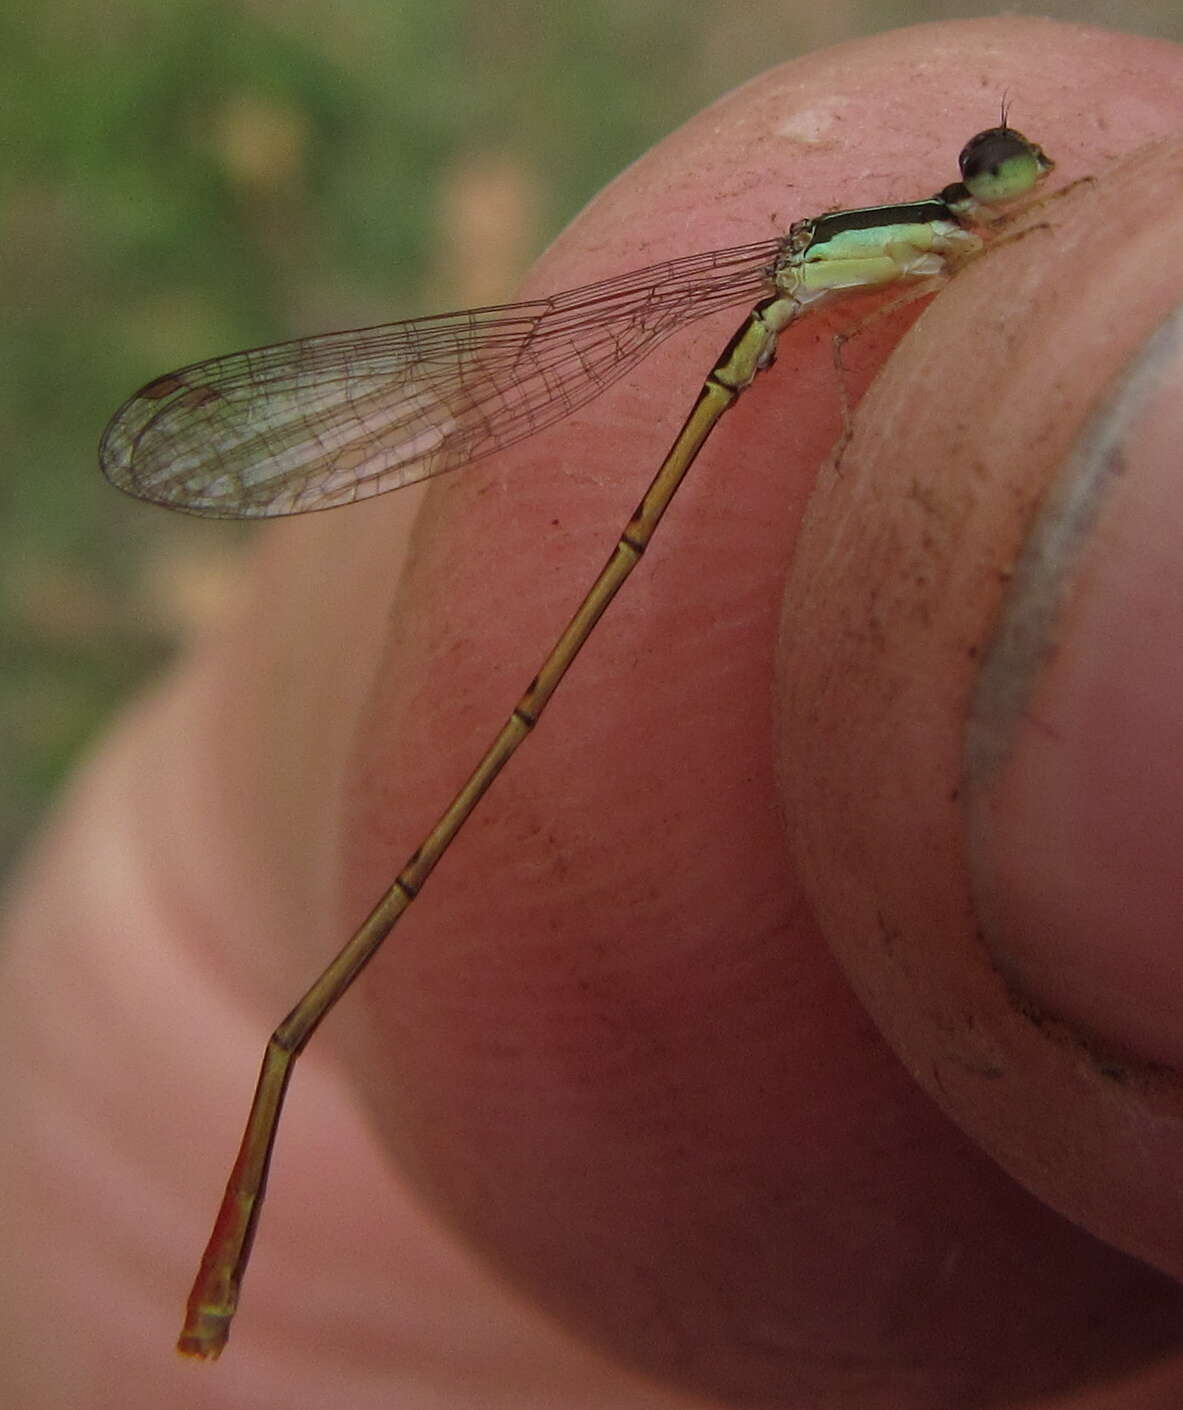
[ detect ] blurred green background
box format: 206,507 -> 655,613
1,0 -> 1179,876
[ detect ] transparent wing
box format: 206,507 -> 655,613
99,240 -> 781,519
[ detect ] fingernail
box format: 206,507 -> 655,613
967,307 -> 1183,1069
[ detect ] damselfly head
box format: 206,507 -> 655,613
957,124 -> 1054,206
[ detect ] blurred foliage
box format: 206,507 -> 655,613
1,0 -> 1180,874
1,0 -> 746,873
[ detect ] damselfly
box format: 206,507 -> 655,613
100,121 -> 1054,1358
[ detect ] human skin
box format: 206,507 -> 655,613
4,17 -> 1183,1410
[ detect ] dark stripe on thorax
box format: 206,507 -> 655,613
805,197 -> 952,246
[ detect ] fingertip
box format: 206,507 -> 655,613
778,133 -> 1183,1281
